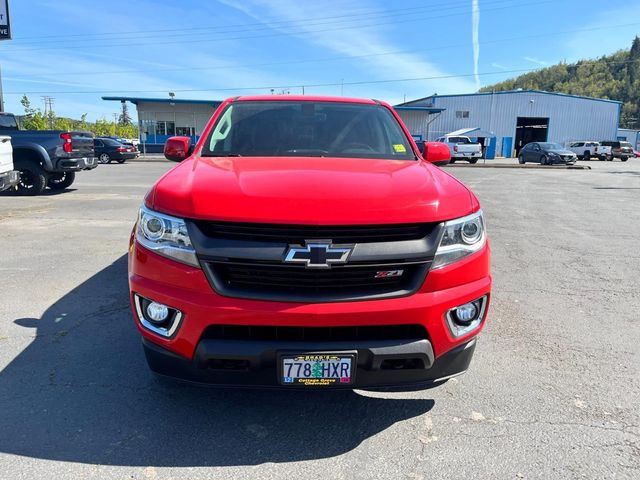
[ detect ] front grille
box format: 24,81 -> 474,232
193,221 -> 435,243
204,261 -> 429,302
202,324 -> 428,342
191,220 -> 439,302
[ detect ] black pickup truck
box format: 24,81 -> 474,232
0,112 -> 97,195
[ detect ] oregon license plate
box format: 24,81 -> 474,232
280,354 -> 355,386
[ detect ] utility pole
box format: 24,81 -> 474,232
0,66 -> 4,112
0,0 -> 13,112
41,96 -> 55,128
112,112 -> 118,135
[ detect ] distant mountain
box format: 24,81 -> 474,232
480,37 -> 640,129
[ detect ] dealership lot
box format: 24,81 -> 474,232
0,161 -> 638,479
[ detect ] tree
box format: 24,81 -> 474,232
118,102 -> 132,126
19,94 -> 47,130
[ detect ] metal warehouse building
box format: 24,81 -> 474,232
103,96 -> 222,152
395,90 -> 621,159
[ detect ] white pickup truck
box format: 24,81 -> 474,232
566,141 -> 612,161
435,135 -> 483,163
0,136 -> 19,192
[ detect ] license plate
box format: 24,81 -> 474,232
280,353 -> 355,386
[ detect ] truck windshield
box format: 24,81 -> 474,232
0,114 -> 18,130
202,101 -> 416,160
447,137 -> 471,144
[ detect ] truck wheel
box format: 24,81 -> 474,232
449,159 -> 456,164
15,162 -> 47,196
469,159 -> 479,164
583,151 -> 590,161
621,158 -> 628,162
47,171 -> 76,190
98,153 -> 111,164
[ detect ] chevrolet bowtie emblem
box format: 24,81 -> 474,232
283,240 -> 354,269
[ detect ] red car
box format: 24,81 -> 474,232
128,96 -> 491,389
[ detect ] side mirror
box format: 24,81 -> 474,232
164,136 -> 192,162
422,141 -> 451,166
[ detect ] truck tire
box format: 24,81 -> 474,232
449,159 -> 456,164
621,158 -> 628,162
583,151 -> 590,161
15,162 -> 47,196
469,159 -> 479,164
47,171 -> 76,190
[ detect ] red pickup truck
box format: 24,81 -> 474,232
128,96 -> 491,390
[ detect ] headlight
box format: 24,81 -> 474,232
432,210 -> 486,269
135,206 -> 199,267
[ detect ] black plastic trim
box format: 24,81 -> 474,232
141,336 -> 476,390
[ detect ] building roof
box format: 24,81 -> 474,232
398,89 -> 623,106
101,96 -> 222,105
393,106 -> 446,113
446,127 -> 495,137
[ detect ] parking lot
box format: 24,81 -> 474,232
0,160 -> 639,479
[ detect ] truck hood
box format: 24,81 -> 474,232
149,156 -> 474,224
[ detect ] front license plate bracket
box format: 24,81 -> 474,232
278,352 -> 357,386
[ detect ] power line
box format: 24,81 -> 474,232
0,0 -> 557,53
5,58 -> 640,96
5,21 -> 639,81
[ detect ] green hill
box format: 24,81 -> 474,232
480,37 -> 640,129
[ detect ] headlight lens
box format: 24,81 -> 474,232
135,206 -> 199,267
432,210 -> 486,269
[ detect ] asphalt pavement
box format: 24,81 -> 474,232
0,159 -> 638,479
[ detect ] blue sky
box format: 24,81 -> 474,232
1,0 -> 639,121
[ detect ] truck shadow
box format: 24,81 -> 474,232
0,255 -> 434,467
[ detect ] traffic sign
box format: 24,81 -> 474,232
0,0 -> 11,40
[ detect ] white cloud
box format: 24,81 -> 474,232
217,0 -> 477,102
523,56 -> 548,66
490,62 -> 510,70
472,0 -> 480,91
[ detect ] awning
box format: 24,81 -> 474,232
447,127 -> 495,137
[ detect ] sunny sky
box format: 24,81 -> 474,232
1,0 -> 639,121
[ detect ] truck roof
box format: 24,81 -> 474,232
230,95 -> 381,105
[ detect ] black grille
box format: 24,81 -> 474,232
202,324 -> 428,342
204,261 -> 429,302
193,221 -> 434,243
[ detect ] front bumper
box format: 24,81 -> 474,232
143,335 -> 477,389
129,239 -> 491,389
0,170 -> 19,192
55,156 -> 98,171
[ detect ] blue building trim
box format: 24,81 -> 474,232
399,89 -> 623,106
102,96 -> 222,106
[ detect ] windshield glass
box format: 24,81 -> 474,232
0,114 -> 18,129
447,136 -> 471,144
620,142 -> 633,148
540,142 -> 563,150
202,101 -> 415,160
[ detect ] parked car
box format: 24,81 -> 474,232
101,135 -> 140,156
129,95 -> 491,390
95,137 -> 137,164
634,150 -> 640,158
566,141 -> 611,161
518,142 -> 577,165
0,135 -> 19,192
599,141 -> 633,161
435,135 -> 483,163
0,112 -> 97,195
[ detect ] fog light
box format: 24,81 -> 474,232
454,302 -> 478,324
146,302 -> 169,323
446,296 -> 487,338
134,294 -> 183,338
